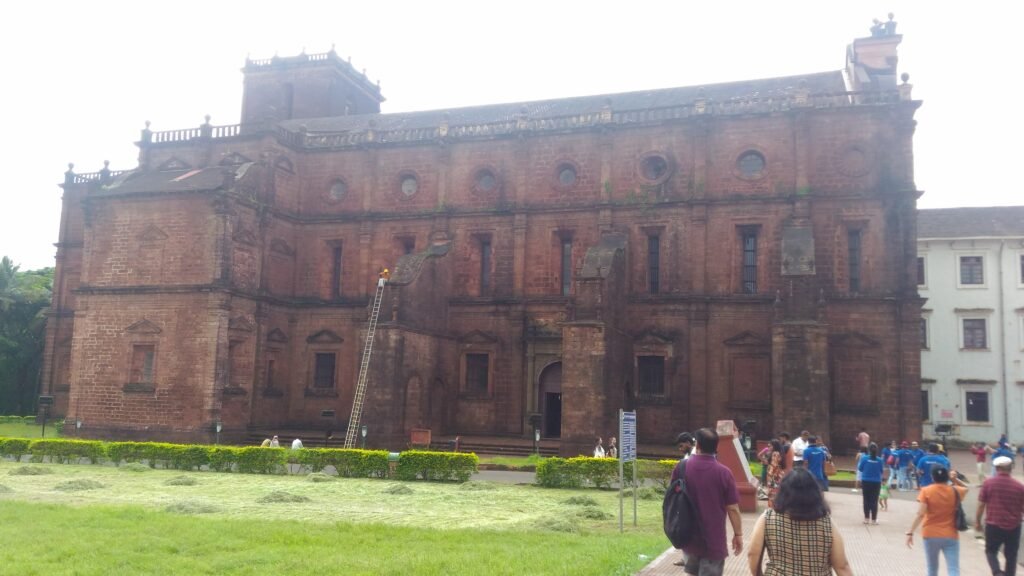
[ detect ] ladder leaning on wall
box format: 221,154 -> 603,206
343,277 -> 387,449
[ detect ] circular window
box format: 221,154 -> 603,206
475,169 -> 498,193
400,175 -> 419,197
639,153 -> 671,184
737,151 -> 766,178
557,164 -> 577,187
837,145 -> 872,177
329,179 -> 347,200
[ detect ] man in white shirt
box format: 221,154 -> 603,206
791,430 -> 810,468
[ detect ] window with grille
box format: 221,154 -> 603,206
916,256 -> 926,286
741,229 -> 758,294
966,391 -> 989,422
848,229 -> 862,292
962,319 -> 987,349
959,256 -> 984,285
637,356 -> 665,396
921,389 -> 930,422
920,318 -> 928,349
480,240 -> 492,293
561,238 -> 572,296
331,244 -> 343,299
314,353 -> 336,388
648,235 -> 660,294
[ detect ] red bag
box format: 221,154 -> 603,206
886,455 -> 896,466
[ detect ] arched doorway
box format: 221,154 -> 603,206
538,362 -> 562,438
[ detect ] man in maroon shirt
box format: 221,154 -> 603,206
681,427 -> 743,576
977,455 -> 1024,576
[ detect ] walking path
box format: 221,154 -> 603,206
637,489 -> 990,576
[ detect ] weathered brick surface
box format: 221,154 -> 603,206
42,49 -> 922,451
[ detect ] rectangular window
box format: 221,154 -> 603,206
921,389 -> 930,422
741,229 -> 758,294
403,238 -> 415,255
920,318 -> 928,349
959,256 -> 984,285
648,235 -> 660,294
848,229 -> 862,292
465,353 -> 489,394
637,356 -> 665,396
130,345 -> 155,384
266,359 -> 276,388
561,238 -> 572,296
916,256 -> 926,287
480,240 -> 492,293
965,391 -> 990,422
331,244 -> 343,299
963,319 -> 987,349
313,353 -> 336,388
1020,254 -> 1024,284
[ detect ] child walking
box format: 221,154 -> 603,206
878,482 -> 889,511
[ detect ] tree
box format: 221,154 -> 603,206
0,256 -> 53,415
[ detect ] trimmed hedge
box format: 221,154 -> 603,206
0,415 -> 36,425
394,450 -> 479,482
535,456 -> 652,488
27,439 -> 105,464
293,448 -> 389,479
0,436 -> 473,482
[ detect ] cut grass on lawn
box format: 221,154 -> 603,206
0,459 -> 666,576
0,422 -> 57,438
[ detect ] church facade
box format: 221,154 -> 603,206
43,27 -> 922,455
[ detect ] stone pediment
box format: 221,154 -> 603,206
306,329 -> 343,344
228,316 -> 254,332
723,331 -> 768,347
274,156 -> 294,174
219,152 -> 252,166
125,319 -> 162,335
267,328 -> 289,343
634,330 -> 674,345
233,226 -> 258,246
270,238 -> 295,256
829,332 -> 880,348
158,157 -> 191,171
138,224 -> 168,242
459,330 -> 498,344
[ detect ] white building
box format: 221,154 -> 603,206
918,206 -> 1024,444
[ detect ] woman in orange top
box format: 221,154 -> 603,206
905,466 -> 969,576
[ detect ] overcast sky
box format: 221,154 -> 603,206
1,1 -> 1020,271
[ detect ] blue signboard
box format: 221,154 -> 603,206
620,410 -> 637,462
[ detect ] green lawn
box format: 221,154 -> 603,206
0,459 -> 666,575
0,422 -> 56,438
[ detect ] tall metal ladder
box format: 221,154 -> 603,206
343,278 -> 387,448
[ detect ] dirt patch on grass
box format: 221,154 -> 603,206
257,490 -> 311,504
8,466 -> 53,476
165,500 -> 219,514
307,472 -> 335,483
383,484 -> 414,495
54,479 -> 105,492
164,476 -> 198,486
561,495 -> 598,507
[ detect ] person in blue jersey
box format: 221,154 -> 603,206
803,436 -> 831,492
991,443 -> 1015,478
909,441 -> 925,489
897,441 -> 915,491
915,444 -> 951,489
858,442 -> 885,524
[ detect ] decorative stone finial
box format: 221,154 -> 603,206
204,114 -> 211,124
362,68 -> 367,76
330,43 -> 336,53
104,160 -> 110,168
68,162 -> 75,171
145,120 -> 151,128
901,72 -> 910,84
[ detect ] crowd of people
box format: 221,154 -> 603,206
667,426 -> 1024,576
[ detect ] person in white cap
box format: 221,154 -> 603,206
977,455 -> 1024,576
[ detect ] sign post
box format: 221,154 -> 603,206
619,409 -> 638,532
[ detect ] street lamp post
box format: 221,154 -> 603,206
215,421 -> 222,445
360,424 -> 368,450
534,427 -> 540,455
75,419 -> 82,436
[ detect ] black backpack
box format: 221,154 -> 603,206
663,459 -> 702,549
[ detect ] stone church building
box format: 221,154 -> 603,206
43,25 -> 922,455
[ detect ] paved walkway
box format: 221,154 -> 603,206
637,489 -> 991,576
